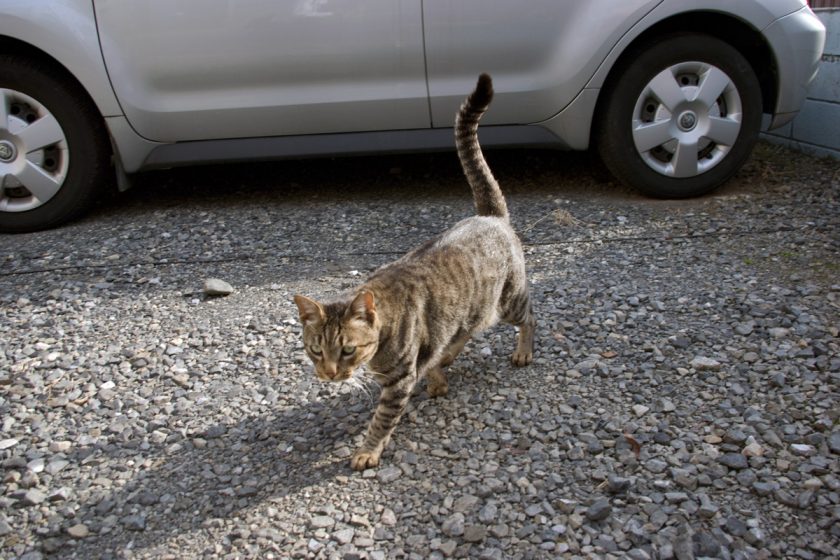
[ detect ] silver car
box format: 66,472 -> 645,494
0,0 -> 825,232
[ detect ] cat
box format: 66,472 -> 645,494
293,73 -> 536,470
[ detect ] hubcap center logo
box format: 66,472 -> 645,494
678,111 -> 697,132
0,140 -> 16,162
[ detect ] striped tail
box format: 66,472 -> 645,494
455,73 -> 509,220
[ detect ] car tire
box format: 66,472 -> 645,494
597,33 -> 762,198
0,55 -> 111,233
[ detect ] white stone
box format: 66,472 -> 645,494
333,528 -> 354,545
790,443 -> 816,456
203,278 -> 234,296
49,441 -> 72,453
742,442 -> 764,457
67,524 -> 89,538
690,356 -> 722,371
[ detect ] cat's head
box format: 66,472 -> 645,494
293,291 -> 380,382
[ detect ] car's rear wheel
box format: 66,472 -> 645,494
597,33 -> 762,198
0,55 -> 111,233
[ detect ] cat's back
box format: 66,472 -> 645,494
435,215 -> 519,253
370,215 -> 522,287
364,214 -> 525,344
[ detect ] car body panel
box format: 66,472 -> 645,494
423,0 -> 661,128
140,124 -> 564,170
1,0 -> 825,176
105,116 -> 163,174
536,88 -> 601,151
93,0 -> 429,142
763,6 -> 827,127
0,0 -> 122,117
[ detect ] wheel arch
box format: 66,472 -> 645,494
0,33 -> 119,121
0,35 -> 117,176
591,12 -> 777,147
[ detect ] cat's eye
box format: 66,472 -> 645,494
310,344 -> 322,355
341,345 -> 356,356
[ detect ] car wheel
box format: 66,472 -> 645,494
0,55 -> 111,233
597,34 -> 762,198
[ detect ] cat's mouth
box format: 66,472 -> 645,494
316,371 -> 353,382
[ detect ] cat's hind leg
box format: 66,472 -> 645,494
512,311 -> 536,366
502,287 -> 535,367
440,331 -> 470,367
426,332 -> 471,397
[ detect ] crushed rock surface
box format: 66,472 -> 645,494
1,143 -> 838,559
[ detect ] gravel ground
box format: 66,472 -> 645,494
1,142 -> 838,559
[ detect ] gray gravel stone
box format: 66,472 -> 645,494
21,489 -> 46,506
607,475 -> 632,494
829,431 -> 840,454
646,459 -> 668,474
452,494 -> 479,513
690,356 -> 721,371
333,528 -> 354,545
376,466 -> 402,483
725,517 -> 748,538
693,531 -> 720,557
67,524 -> 89,539
310,516 -> 335,529
122,515 -> 146,531
719,453 -> 749,470
697,494 -> 718,518
380,508 -> 396,526
585,498 -> 612,522
791,443 -> 817,457
478,503 -> 497,523
441,513 -> 465,537
463,525 -> 486,543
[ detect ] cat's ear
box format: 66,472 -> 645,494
294,295 -> 325,327
345,290 -> 377,326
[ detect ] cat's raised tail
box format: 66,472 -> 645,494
455,73 -> 509,220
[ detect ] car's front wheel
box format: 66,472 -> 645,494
0,55 -> 111,233
597,33 -> 762,198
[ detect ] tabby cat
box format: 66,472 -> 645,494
294,73 -> 536,470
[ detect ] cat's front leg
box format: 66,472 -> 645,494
351,371 -> 416,470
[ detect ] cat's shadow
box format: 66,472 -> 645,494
60,390 -> 365,557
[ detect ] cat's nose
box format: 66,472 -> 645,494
323,366 -> 338,379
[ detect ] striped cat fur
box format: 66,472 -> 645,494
294,73 -> 536,470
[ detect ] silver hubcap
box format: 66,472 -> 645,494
0,88 -> 69,213
631,62 -> 742,178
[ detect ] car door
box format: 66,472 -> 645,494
423,0 -> 660,128
94,0 -> 429,142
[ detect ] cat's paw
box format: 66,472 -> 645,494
427,366 -> 449,397
427,382 -> 449,398
511,349 -> 532,367
350,449 -> 381,471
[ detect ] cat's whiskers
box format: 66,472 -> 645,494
358,364 -> 386,380
346,375 -> 376,404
